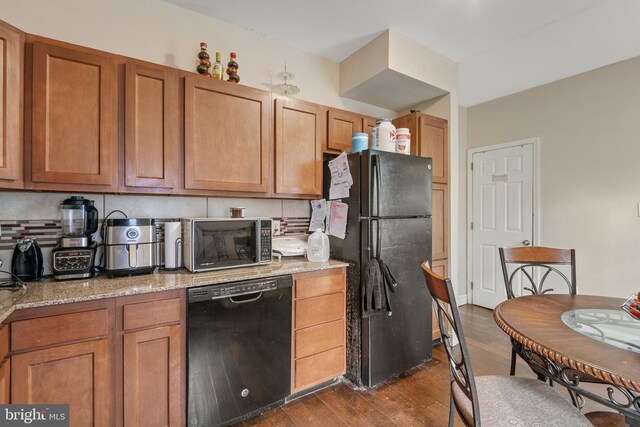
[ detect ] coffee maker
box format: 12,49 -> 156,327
52,196 -> 99,280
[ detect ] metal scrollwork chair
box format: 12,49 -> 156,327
421,262 -> 591,427
499,246 -> 576,376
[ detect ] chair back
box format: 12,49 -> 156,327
421,262 -> 480,426
499,246 -> 576,300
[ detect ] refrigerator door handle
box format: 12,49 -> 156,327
370,217 -> 381,261
373,154 -> 382,218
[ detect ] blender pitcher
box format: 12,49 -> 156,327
60,196 -> 98,247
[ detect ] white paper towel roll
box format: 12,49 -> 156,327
164,222 -> 182,269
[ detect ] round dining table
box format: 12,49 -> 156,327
494,294 -> 640,425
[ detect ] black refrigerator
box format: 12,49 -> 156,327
323,150 -> 433,387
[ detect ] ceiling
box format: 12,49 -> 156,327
163,0 -> 640,106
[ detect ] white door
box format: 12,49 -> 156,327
471,143 -> 534,309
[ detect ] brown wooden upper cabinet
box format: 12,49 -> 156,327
0,20 -> 23,189
124,60 -> 178,190
184,76 -> 270,194
325,107 -> 363,153
393,112 -> 448,184
274,98 -> 324,198
432,183 -> 448,260
29,41 -> 118,190
362,116 -> 376,137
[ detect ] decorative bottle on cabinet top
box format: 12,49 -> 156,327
212,52 -> 223,80
196,42 -> 211,76
226,52 -> 240,83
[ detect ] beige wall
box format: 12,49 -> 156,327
467,55 -> 640,297
457,106 -> 468,299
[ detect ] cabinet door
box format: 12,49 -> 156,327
362,116 -> 376,137
12,339 -> 111,426
184,76 -> 270,193
0,21 -> 23,187
417,115 -> 448,183
124,61 -> 177,190
432,183 -> 448,260
0,358 -> 9,404
124,325 -> 181,427
326,108 -> 362,153
0,323 -> 9,404
274,98 -> 323,197
31,42 -> 117,188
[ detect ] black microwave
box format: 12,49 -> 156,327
182,218 -> 273,272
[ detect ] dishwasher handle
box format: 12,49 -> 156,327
229,292 -> 263,304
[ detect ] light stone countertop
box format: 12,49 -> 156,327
0,258 -> 349,323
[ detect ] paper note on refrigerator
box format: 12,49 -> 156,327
328,152 -> 352,199
328,201 -> 349,239
329,182 -> 350,200
309,199 -> 328,232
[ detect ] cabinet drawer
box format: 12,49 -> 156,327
295,319 -> 344,359
294,346 -> 345,390
123,297 -> 181,331
295,269 -> 344,299
0,325 -> 8,360
11,309 -> 108,352
295,293 -> 344,329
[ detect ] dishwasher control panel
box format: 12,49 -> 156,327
210,280 -> 277,298
188,275 -> 292,302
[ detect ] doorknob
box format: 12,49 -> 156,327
522,240 -> 530,246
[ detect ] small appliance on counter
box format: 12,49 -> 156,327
182,218 -> 272,272
162,221 -> 183,270
272,235 -> 307,257
12,238 -> 44,281
104,218 -> 157,277
52,196 -> 99,280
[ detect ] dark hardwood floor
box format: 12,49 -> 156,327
237,304 -> 608,426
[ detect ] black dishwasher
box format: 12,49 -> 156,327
188,275 -> 292,427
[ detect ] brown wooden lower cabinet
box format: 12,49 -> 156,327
292,268 -> 346,393
4,290 -> 185,427
294,346 -> 346,391
117,290 -> 185,427
123,325 -> 182,427
0,358 -> 10,404
12,339 -> 111,426
0,323 -> 8,403
295,318 -> 345,359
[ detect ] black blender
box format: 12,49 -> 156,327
52,196 -> 99,280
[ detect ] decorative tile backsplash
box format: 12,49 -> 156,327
277,217 -> 311,235
0,217 -> 312,250
0,220 -> 62,250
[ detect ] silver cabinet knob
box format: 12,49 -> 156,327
522,240 -> 531,246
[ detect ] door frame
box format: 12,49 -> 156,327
466,137 -> 541,305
